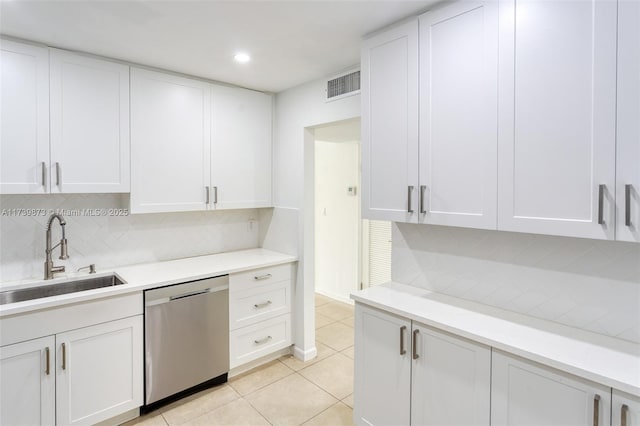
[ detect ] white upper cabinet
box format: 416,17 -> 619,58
497,0 -> 617,240
491,351 -> 611,426
49,49 -> 130,193
0,39 -> 49,194
616,1 -> 640,243
211,85 -> 272,209
418,2 -> 498,229
130,68 -> 211,213
361,19 -> 419,222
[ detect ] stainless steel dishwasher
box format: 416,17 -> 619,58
144,275 -> 229,410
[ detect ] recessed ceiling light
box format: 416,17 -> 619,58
234,52 -> 251,63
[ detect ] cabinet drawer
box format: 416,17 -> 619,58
230,281 -> 291,331
230,314 -> 291,368
230,263 -> 293,293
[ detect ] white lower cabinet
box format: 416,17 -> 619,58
0,315 -> 143,426
228,263 -> 295,369
354,303 -> 491,426
613,390 -> 640,426
0,336 -> 56,426
56,316 -> 143,426
491,351 -> 611,426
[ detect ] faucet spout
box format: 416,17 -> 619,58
45,214 -> 69,280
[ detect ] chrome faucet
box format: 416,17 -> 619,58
44,213 -> 69,280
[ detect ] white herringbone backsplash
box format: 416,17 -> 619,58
393,223 -> 640,343
0,194 -> 261,282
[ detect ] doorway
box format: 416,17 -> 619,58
312,118 -> 392,304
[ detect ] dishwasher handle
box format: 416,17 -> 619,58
170,289 -> 211,301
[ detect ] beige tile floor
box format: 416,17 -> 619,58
125,294 -> 355,426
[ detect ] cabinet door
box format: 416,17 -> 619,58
411,323 -> 490,426
491,351 -> 611,426
211,85 -> 272,209
0,39 -> 49,194
361,20 -> 419,223
497,0 -> 617,239
130,68 -> 211,213
49,49 -> 130,193
616,1 -> 640,243
56,316 -> 143,426
354,303 -> 411,426
418,2 -> 498,230
0,336 -> 55,426
613,390 -> 640,426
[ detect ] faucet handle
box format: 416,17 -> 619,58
77,264 -> 96,274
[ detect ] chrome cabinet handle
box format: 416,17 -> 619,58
254,336 -> 272,345
41,162 -> 46,187
593,394 -> 600,426
214,186 -> 218,204
408,186 -> 414,214
625,184 -> 632,227
412,329 -> 419,360
598,185 -> 605,225
55,162 -> 61,187
254,300 -> 272,309
400,325 -> 407,355
61,343 -> 66,370
45,347 -> 50,375
419,185 -> 426,214
254,274 -> 272,281
205,186 -> 210,204
621,404 -> 629,426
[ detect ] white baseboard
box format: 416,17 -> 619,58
293,344 -> 317,362
315,288 -> 355,305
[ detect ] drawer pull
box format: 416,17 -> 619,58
625,184 -> 632,227
254,274 -> 272,281
41,162 -> 46,187
621,404 -> 629,426
593,394 -> 600,426
400,326 -> 407,355
61,343 -> 66,370
56,162 -> 61,187
598,185 -> 605,225
407,186 -> 414,214
45,347 -> 50,375
254,336 -> 272,345
254,300 -> 273,309
412,329 -> 419,360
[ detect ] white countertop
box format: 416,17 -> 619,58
0,248 -> 297,318
351,282 -> 640,397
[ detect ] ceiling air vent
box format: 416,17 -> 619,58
326,69 -> 360,102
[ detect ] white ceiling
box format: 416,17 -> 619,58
0,0 -> 436,93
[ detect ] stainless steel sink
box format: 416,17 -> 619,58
0,274 -> 127,305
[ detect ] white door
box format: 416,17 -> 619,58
0,336 -> 55,426
49,49 -> 130,193
411,323 -> 490,426
0,39 -> 49,194
130,68 -> 211,213
56,316 -> 143,426
491,351 -> 611,426
354,304 -> 411,426
616,1 -> 640,243
497,0 -> 617,240
211,85 -> 272,209
361,20 -> 419,223
418,1 -> 498,230
613,390 -> 640,426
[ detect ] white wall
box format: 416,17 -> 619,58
0,194 -> 260,282
393,223 -> 640,343
268,75 -> 360,360
315,140 -> 359,303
